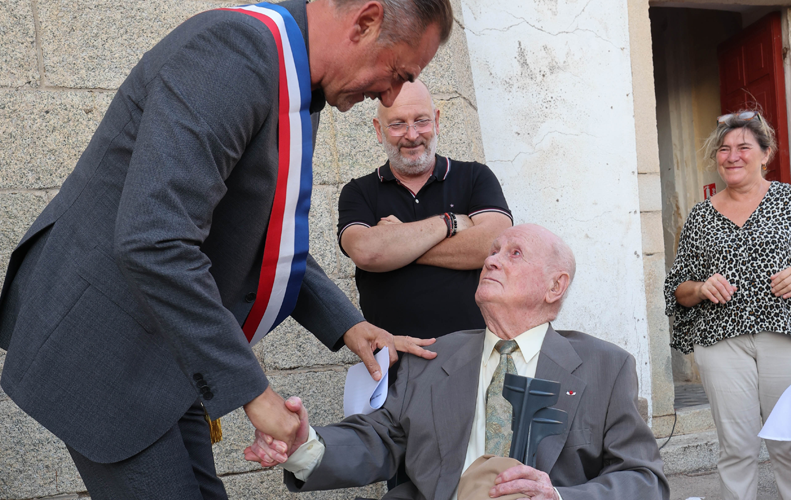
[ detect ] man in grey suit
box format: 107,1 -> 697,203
247,224 -> 669,500
0,0 -> 451,498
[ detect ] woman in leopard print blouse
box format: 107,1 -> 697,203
664,111 -> 791,500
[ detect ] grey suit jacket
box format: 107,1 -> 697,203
285,326 -> 669,500
0,0 -> 363,464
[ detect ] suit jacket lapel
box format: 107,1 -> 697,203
431,331 -> 484,499
534,325 -> 586,474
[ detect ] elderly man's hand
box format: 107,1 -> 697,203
489,464 -> 559,500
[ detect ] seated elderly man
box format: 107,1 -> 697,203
245,224 -> 669,500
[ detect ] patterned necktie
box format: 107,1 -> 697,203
485,339 -> 519,456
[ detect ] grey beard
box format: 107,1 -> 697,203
383,132 -> 438,176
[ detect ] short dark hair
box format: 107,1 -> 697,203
333,0 -> 454,46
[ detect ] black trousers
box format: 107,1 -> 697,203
67,399 -> 227,500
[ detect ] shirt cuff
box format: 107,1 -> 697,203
280,426 -> 326,482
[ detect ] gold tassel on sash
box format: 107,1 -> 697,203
204,411 -> 223,444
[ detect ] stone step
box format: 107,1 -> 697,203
653,403 -> 716,439
659,429 -> 770,476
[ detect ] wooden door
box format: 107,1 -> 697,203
718,12 -> 790,183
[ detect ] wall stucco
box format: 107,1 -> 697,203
460,0 -> 654,408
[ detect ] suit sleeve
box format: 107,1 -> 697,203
555,355 -> 670,500
114,19 -> 280,419
284,353 -> 412,491
291,253 -> 365,351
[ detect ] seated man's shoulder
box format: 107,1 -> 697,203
403,329 -> 483,368
556,329 -> 632,367
434,329 -> 483,349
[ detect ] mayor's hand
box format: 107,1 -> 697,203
243,387 -> 300,452
343,321 -> 398,381
244,396 -> 310,467
394,335 -> 437,360
490,464 -> 559,500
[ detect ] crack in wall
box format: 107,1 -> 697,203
465,10 -> 620,51
567,0 -> 594,30
532,129 -> 596,149
434,91 -> 477,111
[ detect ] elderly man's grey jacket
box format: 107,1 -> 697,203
286,327 -> 670,500
0,0 -> 362,464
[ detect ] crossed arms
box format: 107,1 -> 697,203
341,211 -> 512,272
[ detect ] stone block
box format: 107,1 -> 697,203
221,467 -> 385,500
333,101 -> 387,184
267,370 -> 347,427
37,0 -> 229,89
254,317 -> 360,371
435,98 -> 485,164
653,404 -> 716,440
637,173 -> 662,212
310,186 -> 340,277
338,251 -> 357,279
0,191 -> 49,284
313,109 -> 340,186
211,407 -> 261,476
658,430 -> 719,475
658,429 -> 770,476
0,351 -> 7,403
0,89 -> 113,189
640,210 -> 664,256
0,400 -> 86,499
642,253 -> 674,417
0,0 -> 39,87
449,0 -> 464,26
421,20 -> 477,107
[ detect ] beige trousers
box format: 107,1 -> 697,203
694,331 -> 791,500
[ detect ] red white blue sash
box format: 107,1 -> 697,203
219,3 -> 313,345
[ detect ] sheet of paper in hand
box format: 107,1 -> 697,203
759,383 -> 791,441
343,347 -> 390,417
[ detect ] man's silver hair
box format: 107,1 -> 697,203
331,0 -> 454,46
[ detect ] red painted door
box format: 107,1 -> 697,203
718,12 -> 790,183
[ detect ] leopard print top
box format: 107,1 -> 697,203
665,181 -> 791,354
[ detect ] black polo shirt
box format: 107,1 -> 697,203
337,155 -> 512,339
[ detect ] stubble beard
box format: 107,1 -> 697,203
383,131 -> 439,176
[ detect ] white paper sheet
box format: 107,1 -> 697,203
759,383 -> 791,441
343,346 -> 390,418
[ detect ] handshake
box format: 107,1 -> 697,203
243,393 -> 309,467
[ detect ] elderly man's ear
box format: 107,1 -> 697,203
545,272 -> 571,305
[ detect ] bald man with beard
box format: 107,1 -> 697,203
336,80 -> 513,343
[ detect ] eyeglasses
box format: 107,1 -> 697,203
385,119 -> 434,137
717,111 -> 764,125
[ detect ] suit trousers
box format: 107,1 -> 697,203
67,399 -> 227,500
694,331 -> 791,500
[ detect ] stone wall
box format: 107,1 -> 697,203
0,0 -> 483,497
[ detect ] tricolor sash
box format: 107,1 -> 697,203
219,3 -> 313,345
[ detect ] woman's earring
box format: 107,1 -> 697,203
762,163 -> 767,171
